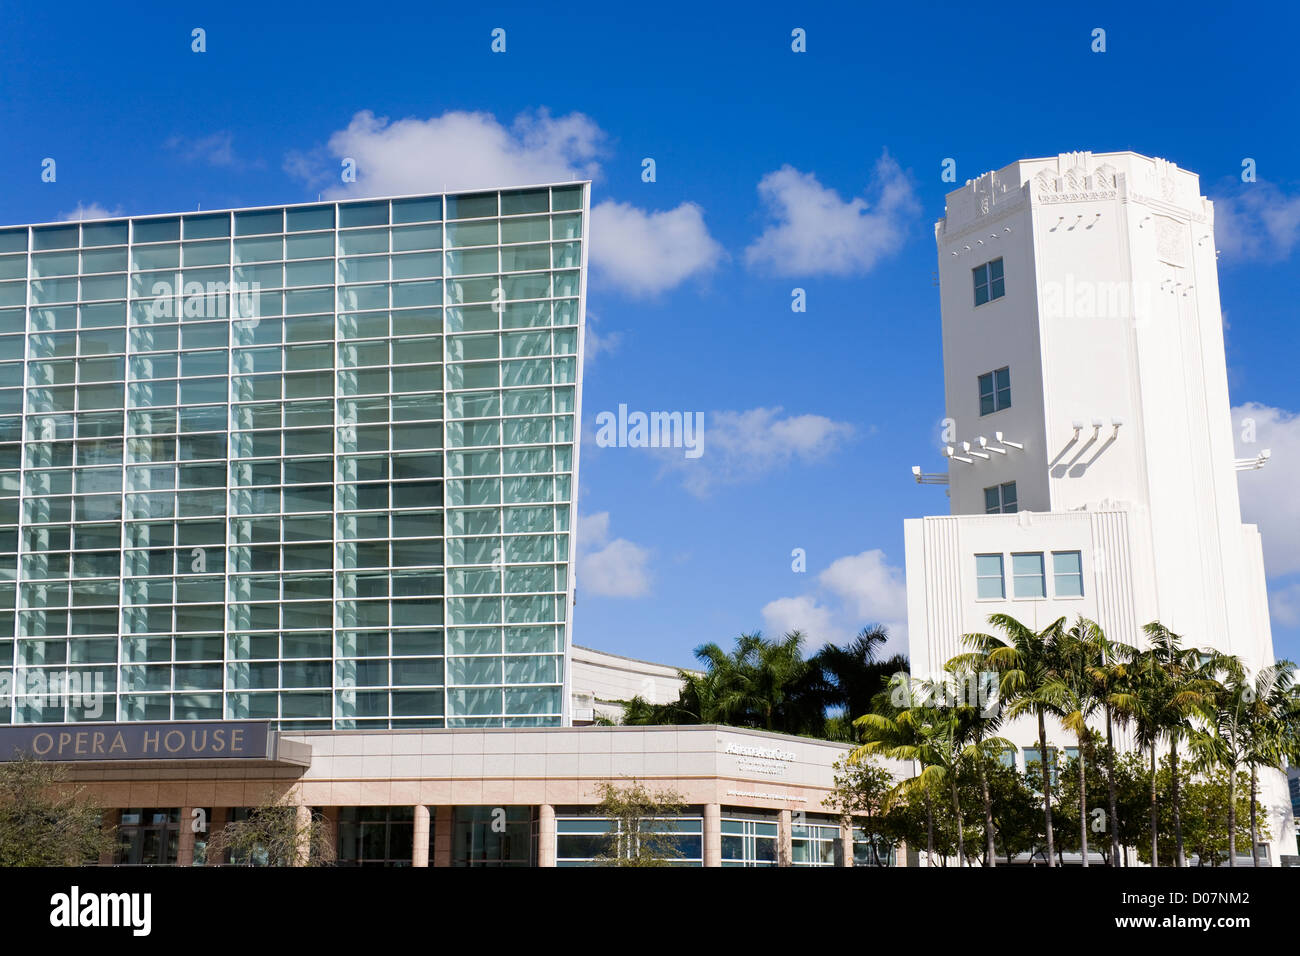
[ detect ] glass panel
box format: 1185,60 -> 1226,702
1012,552 -> 1045,599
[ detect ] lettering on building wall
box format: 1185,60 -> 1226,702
0,721 -> 272,762
724,741 -> 797,777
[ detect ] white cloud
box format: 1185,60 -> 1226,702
761,549 -> 909,651
287,108 -> 723,295
1214,181 -> 1300,260
576,512 -> 651,598
289,108 -> 604,197
590,200 -> 724,295
819,549 -> 908,623
165,131 -> 244,168
658,406 -> 854,497
61,202 -> 122,221
583,312 -> 621,365
761,595 -> 850,647
1233,402 -> 1300,576
744,151 -> 918,276
1270,581 -> 1300,630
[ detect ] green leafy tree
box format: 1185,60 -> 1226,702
1131,623 -> 1217,866
1081,622 -> 1136,867
1233,662 -> 1300,865
204,791 -> 335,866
1190,655 -> 1296,865
943,650 -> 1013,866
592,780 -> 687,866
823,755 -> 895,866
810,626 -> 909,741
621,628 -> 907,741
1045,619 -> 1112,866
853,672 -> 1011,866
0,755 -> 117,866
982,758 -> 1043,864
1127,757 -> 1263,866
964,613 -> 1066,866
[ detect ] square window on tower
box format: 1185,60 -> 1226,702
978,366 -> 1011,415
973,257 -> 1005,306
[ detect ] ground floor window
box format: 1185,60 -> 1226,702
555,812 -> 703,866
852,826 -> 895,867
114,808 -> 180,865
721,815 -> 778,866
452,805 -> 535,866
337,806 -> 424,866
791,816 -> 842,866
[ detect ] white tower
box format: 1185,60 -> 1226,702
905,150 -> 1289,862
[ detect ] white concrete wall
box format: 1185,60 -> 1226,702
567,644 -> 696,722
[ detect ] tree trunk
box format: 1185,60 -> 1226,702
1038,710 -> 1055,866
979,760 -> 996,868
1250,766 -> 1260,868
1149,743 -> 1159,866
925,791 -> 934,867
1171,740 -> 1186,867
1228,765 -> 1237,867
951,777 -> 965,866
1078,734 -> 1089,867
1106,708 -> 1120,867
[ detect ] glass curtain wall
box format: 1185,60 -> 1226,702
0,184 -> 584,729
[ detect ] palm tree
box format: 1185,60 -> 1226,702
1236,662 -> 1300,865
964,614 -> 1066,866
1113,645 -> 1164,866
853,673 -> 1009,866
690,631 -> 821,733
851,676 -> 946,865
1044,619 -> 1105,867
1119,623 -> 1216,867
1187,653 -> 1291,866
1144,624 -> 1219,866
1079,620 -> 1136,866
811,625 -> 908,737
946,655 -> 1012,867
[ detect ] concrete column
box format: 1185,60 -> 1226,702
295,804 -> 312,866
433,806 -> 453,867
703,804 -> 721,867
208,807 -> 227,865
778,809 -> 792,867
412,805 -> 430,867
98,809 -> 120,866
537,804 -> 556,867
177,806 -> 195,866
840,822 -> 854,867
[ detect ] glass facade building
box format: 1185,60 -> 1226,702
0,183 -> 587,730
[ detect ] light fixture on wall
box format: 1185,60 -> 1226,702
1234,449 -> 1272,472
911,465 -> 949,485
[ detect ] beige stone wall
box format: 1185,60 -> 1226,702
59,725 -> 882,816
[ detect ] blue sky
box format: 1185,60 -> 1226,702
1,0 -> 1297,668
